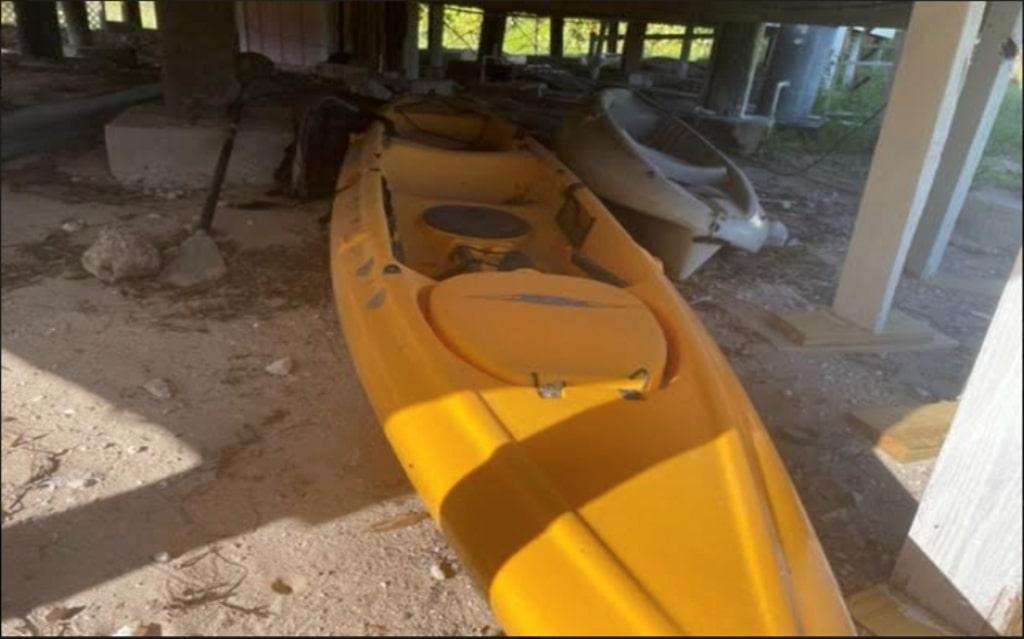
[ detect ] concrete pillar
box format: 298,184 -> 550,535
831,1 -> 986,332
756,24 -> 842,122
122,0 -> 142,29
402,0 -> 419,79
621,21 -> 646,73
704,22 -> 763,117
156,1 -> 239,118
906,2 -> 1023,280
13,1 -> 63,60
428,2 -> 444,72
60,0 -> 93,49
550,16 -> 564,58
478,9 -> 505,61
892,250 -> 1022,635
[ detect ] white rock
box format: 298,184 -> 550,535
153,551 -> 171,563
61,219 -> 86,233
142,378 -> 173,400
429,560 -> 453,580
265,357 -> 294,376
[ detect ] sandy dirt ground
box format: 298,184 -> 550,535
1,94 -> 1020,635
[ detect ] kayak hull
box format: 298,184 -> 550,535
330,96 -> 852,635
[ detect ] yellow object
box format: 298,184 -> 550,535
330,97 -> 854,636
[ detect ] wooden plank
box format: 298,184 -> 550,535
905,2 -> 1023,279
849,401 -> 957,462
892,251 -> 1022,635
830,2 -> 986,332
847,584 -> 956,636
770,309 -> 940,348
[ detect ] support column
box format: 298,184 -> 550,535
704,22 -> 763,117
122,0 -> 142,29
621,21 -> 645,74
60,0 -> 93,49
549,16 -> 564,58
905,2 -> 1023,280
428,2 -> 444,73
477,9 -> 505,62
402,0 -> 419,79
831,1 -> 986,332
842,30 -> 863,87
606,20 -> 619,54
155,1 -> 239,118
13,1 -> 63,60
892,250 -> 1022,635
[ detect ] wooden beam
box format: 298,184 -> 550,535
831,2 -> 986,332
892,250 -> 1022,635
905,2 -> 1023,280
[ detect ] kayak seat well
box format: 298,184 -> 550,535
637,143 -> 728,187
428,271 -> 667,394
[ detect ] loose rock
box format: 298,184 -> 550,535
265,357 -> 294,376
152,551 -> 171,563
429,559 -> 454,580
60,219 -> 85,233
159,231 -> 227,288
141,378 -> 173,400
81,225 -> 161,283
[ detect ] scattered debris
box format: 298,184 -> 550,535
141,378 -> 174,401
264,357 -> 294,376
60,219 -> 86,233
429,559 -> 455,581
270,577 -> 294,595
159,232 -> 227,288
66,473 -> 101,489
44,605 -> 87,623
80,225 -> 161,283
112,622 -> 163,636
153,551 -> 171,563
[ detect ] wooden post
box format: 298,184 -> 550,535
606,20 -> 619,54
704,22 -> 763,117
428,2 -> 444,72
478,9 -> 505,62
122,0 -> 142,29
402,0 -> 419,79
830,2 -> 986,332
621,20 -> 645,74
680,23 -> 692,64
892,250 -> 1022,635
13,1 -> 63,60
156,0 -> 239,118
60,0 -> 93,49
549,16 -> 564,58
842,29 -> 863,87
906,2 -> 1023,280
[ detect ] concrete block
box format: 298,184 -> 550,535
104,103 -> 292,190
409,79 -> 456,96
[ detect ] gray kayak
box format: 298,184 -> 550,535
556,88 -> 786,278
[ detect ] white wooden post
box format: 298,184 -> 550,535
905,2 -> 1024,279
842,29 -> 863,87
831,2 -> 986,332
892,250 -> 1022,635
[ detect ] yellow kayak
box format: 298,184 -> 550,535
329,96 -> 854,636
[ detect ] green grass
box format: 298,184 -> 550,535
763,69 -> 1023,191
